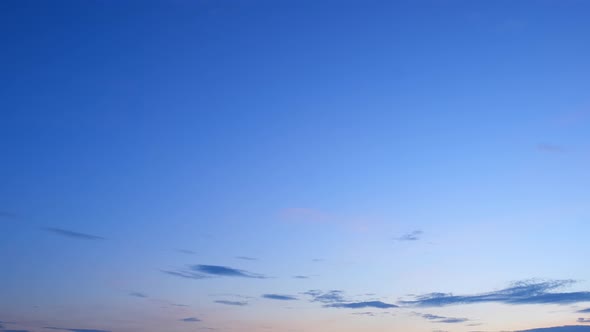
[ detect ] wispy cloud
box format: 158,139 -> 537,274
176,249 -> 195,255
417,313 -> 469,323
326,301 -> 398,309
128,292 -> 147,298
293,275 -> 310,279
518,326 -> 590,332
0,211 -> 17,221
262,294 -> 298,301
235,256 -> 257,261
278,208 -> 333,224
45,327 -> 111,332
161,270 -> 209,280
537,143 -> 566,153
304,290 -> 346,303
579,308 -> 590,313
396,230 -> 423,241
400,279 -> 590,307
303,290 -> 397,309
180,317 -> 201,322
214,300 -> 248,306
43,228 -> 105,241
579,319 -> 590,324
192,265 -> 266,279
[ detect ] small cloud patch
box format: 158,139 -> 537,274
262,294 -> 298,301
180,317 -> 201,322
43,228 -> 105,240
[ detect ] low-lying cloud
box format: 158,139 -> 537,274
401,279 -> 590,307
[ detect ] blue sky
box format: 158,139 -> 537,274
1,1 -> 590,332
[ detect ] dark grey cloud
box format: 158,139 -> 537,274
161,270 -> 209,280
326,301 -> 398,309
43,228 -> 104,240
45,327 -> 111,332
214,300 -> 248,306
397,230 -> 423,241
401,279 -> 590,307
180,317 -> 201,322
129,292 -> 147,298
191,265 -> 266,279
262,294 -> 298,301
579,319 -> 590,324
235,256 -> 257,261
579,309 -> 590,313
418,313 -> 469,323
518,326 -> 590,332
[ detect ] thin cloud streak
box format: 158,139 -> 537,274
400,279 -> 590,307
397,230 -> 423,241
43,228 -> 105,240
326,301 -> 398,309
44,327 -> 111,332
262,294 -> 298,301
180,317 -> 200,322
192,265 -> 267,279
214,300 -> 248,306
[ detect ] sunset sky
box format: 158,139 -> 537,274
2,1 -> 590,332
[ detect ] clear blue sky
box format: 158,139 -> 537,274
1,1 -> 590,332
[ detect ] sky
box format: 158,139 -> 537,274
1,1 -> 590,332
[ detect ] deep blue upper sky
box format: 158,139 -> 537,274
1,1 -> 590,332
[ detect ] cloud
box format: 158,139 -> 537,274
579,309 -> 590,313
397,230 -> 423,241
2,330 -> 30,332
176,249 -> 195,255
518,326 -> 590,332
43,228 -> 104,240
537,143 -> 566,153
293,275 -> 310,279
579,319 -> 590,324
304,290 -> 346,303
235,256 -> 257,261
214,300 -> 248,306
400,279 -> 590,307
44,327 -> 111,332
303,290 -> 396,309
418,313 -> 469,323
326,301 -> 398,309
279,208 -> 332,224
128,292 -> 147,298
180,317 -> 201,322
191,265 -> 266,279
262,294 -> 298,301
161,270 -> 209,280
0,211 -> 17,221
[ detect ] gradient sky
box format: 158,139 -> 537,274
2,1 -> 590,332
